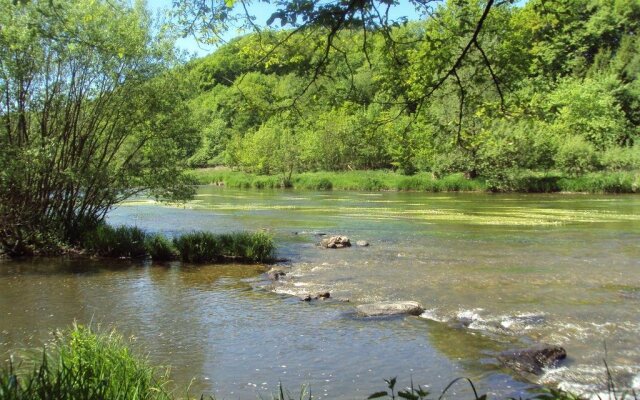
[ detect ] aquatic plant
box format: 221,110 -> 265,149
0,324 -> 172,400
83,224 -> 148,259
173,231 -> 275,263
145,234 -> 179,261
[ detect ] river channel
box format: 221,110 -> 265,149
1,187 -> 639,398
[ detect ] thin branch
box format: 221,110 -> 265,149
473,37 -> 505,111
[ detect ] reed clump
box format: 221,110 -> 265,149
82,225 -> 148,259
173,231 -> 275,263
81,224 -> 274,264
145,234 -> 179,261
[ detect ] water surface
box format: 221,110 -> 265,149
1,188 -> 639,398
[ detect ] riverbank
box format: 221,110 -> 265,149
188,169 -> 640,194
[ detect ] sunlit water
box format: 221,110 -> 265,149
1,187 -> 639,398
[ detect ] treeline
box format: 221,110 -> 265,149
184,0 -> 640,191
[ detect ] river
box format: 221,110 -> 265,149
1,187 -> 639,398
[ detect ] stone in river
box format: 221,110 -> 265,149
266,267 -> 287,281
498,344 -> 567,375
356,301 -> 425,317
320,236 -> 351,248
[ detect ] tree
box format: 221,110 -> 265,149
174,0 -> 508,119
0,0 -> 197,255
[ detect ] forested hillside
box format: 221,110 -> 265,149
184,0 -> 640,191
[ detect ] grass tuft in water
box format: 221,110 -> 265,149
173,231 -> 275,263
0,324 -> 172,400
145,234 -> 179,261
82,224 -> 148,259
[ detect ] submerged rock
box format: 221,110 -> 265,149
356,240 -> 370,247
356,301 -> 425,317
320,236 -> 351,248
266,267 -> 287,281
498,345 -> 567,375
301,292 -> 331,301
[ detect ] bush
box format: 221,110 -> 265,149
83,225 -> 147,259
145,234 -> 178,261
601,146 -> 640,171
0,324 -> 171,400
314,178 -> 333,191
554,136 -> 600,177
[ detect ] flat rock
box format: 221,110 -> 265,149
320,235 -> 351,249
498,345 -> 567,375
356,301 -> 425,317
356,240 -> 370,247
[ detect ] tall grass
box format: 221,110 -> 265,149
80,224 -> 274,264
189,169 -> 640,193
189,170 -> 487,192
558,171 -> 640,193
173,231 -> 275,263
145,234 -> 178,261
82,224 -> 148,259
0,324 -> 172,400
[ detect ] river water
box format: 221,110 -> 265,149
1,187 -> 639,398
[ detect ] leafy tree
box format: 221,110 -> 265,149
0,0 -> 196,255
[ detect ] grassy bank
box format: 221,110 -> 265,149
189,169 -> 640,194
82,225 -> 275,263
189,170 -> 487,192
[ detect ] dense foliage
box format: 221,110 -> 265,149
0,0 -> 197,256
183,0 -> 639,189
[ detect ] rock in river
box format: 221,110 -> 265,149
356,240 -> 370,247
266,267 -> 287,281
498,345 -> 567,375
301,292 -> 331,301
356,301 -> 425,317
320,235 -> 351,248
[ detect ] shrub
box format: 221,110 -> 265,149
554,136 -> 600,177
314,177 -> 333,191
83,225 -> 147,259
145,234 -> 178,261
601,146 -> 640,171
0,324 -> 171,400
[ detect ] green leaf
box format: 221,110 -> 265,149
385,377 -> 397,390
398,390 -> 419,400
